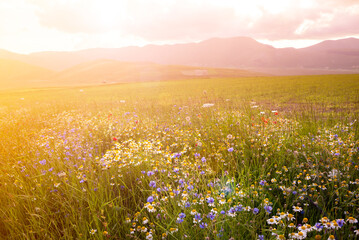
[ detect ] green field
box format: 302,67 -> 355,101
1,75 -> 359,239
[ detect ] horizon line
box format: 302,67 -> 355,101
1,35 -> 359,55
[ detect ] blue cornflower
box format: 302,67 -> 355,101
201,157 -> 206,163
235,205 -> 243,212
258,235 -> 264,240
147,171 -> 154,176
314,222 -> 323,230
176,218 -> 184,224
264,205 -> 272,214
228,147 -> 234,152
194,213 -> 202,221
259,180 -> 266,186
228,208 -> 236,215
149,181 -> 156,188
207,197 -> 215,204
147,196 -> 154,203
337,219 -> 345,227
39,159 -> 46,165
253,208 -> 259,215
176,213 -> 185,223
220,210 -> 226,214
199,222 -> 207,229
207,212 -> 216,221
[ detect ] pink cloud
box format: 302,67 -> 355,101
35,1 -> 107,33
294,6 -> 359,39
118,1 -> 238,41
32,0 -> 359,42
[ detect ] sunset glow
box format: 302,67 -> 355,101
1,1 -> 359,239
0,0 -> 358,53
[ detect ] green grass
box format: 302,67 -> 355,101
0,74 -> 358,239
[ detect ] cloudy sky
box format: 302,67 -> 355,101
1,0 -> 359,53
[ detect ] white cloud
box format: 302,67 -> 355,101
0,0 -> 358,52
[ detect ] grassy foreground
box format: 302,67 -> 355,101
0,75 -> 359,239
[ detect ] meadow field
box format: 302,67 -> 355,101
0,74 -> 359,239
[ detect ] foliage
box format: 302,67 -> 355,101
0,75 -> 358,239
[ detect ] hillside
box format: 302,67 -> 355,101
49,59 -> 265,85
0,59 -> 265,89
0,59 -> 54,89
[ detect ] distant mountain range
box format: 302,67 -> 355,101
2,36 -> 359,71
0,36 -> 359,89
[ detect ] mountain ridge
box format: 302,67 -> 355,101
0,36 -> 358,74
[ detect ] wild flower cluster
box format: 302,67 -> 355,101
1,98 -> 358,239
97,105 -> 358,239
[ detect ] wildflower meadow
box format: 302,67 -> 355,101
0,75 -> 359,239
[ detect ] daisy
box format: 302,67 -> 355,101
146,204 -> 156,213
287,213 -> 295,221
190,209 -> 197,215
267,218 -> 278,225
331,221 -> 340,230
276,234 -> 285,240
279,212 -> 287,219
293,206 -> 303,212
347,217 -> 358,224
146,232 -> 153,240
296,231 -> 307,240
170,228 -> 178,234
288,223 -> 296,228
